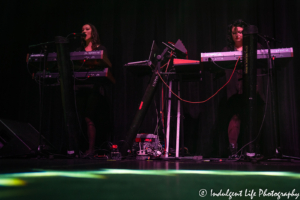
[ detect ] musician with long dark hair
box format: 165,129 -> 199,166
222,19 -> 264,159
80,24 -> 105,51
76,23 -> 110,157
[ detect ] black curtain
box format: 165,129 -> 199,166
1,0 -> 299,157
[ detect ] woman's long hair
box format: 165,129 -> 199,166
81,23 -> 101,50
226,19 -> 248,50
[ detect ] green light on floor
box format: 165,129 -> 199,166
0,178 -> 26,186
92,169 -> 300,178
0,171 -> 105,187
0,169 -> 299,187
13,171 -> 105,179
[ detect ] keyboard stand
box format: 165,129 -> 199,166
163,75 -> 184,159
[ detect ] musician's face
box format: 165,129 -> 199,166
82,24 -> 92,41
231,26 -> 243,44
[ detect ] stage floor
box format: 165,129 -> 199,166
1,157 -> 300,200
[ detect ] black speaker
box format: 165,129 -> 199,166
0,119 -> 46,157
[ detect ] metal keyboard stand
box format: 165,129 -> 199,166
163,75 -> 184,159
125,41 -> 195,159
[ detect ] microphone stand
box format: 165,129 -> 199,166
28,42 -> 50,157
28,40 -> 58,157
38,44 -> 48,154
257,34 -> 300,161
29,41 -> 54,49
28,33 -> 87,157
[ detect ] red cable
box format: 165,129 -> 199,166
157,57 -> 240,104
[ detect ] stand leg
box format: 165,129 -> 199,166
165,81 -> 172,158
55,36 -> 79,155
176,81 -> 180,158
126,72 -> 160,148
242,26 -> 258,157
269,63 -> 280,153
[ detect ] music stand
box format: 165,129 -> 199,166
124,40 -> 159,76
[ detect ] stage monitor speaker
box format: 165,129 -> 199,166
0,119 -> 45,157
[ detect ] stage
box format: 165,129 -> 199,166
1,157 -> 300,200
1,1 -> 300,199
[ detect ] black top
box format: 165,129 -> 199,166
222,43 -> 264,52
77,45 -> 108,54
75,45 -> 109,70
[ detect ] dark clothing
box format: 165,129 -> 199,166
76,85 -> 107,122
75,45 -> 110,123
76,45 -> 107,53
221,43 -> 264,51
221,44 -> 265,153
222,43 -> 265,101
75,45 -> 109,71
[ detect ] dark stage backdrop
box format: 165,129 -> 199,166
1,0 -> 299,157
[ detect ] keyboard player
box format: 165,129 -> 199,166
221,19 -> 265,159
75,23 -> 111,157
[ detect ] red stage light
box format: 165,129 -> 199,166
139,101 -> 143,110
